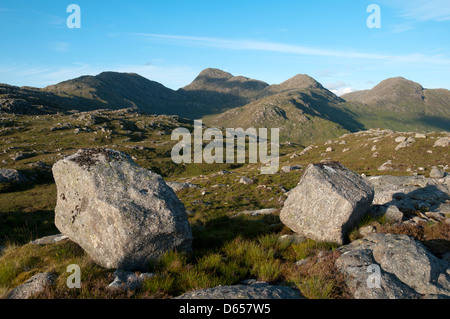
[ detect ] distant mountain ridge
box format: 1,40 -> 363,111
340,77 -> 450,132
1,69 -> 449,143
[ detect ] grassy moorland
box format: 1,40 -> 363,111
0,109 -> 448,299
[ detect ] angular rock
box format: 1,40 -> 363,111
175,283 -> 304,299
277,233 -> 305,244
378,160 -> 393,171
52,148 -> 193,271
395,141 -> 409,151
280,162 -> 374,245
434,137 -> 450,147
337,233 -> 450,298
30,234 -> 69,245
281,165 -> 292,173
166,181 -> 199,192
359,225 -> 377,237
7,273 -> 55,299
430,167 -> 445,179
367,175 -> 450,213
239,177 -> 254,185
336,248 -> 419,299
107,269 -> 155,291
368,205 -> 403,222
0,168 -> 28,185
233,208 -> 278,218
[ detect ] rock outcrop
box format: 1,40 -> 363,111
336,233 -> 450,299
280,162 -> 374,244
52,148 -> 193,271
175,282 -> 304,299
367,175 -> 449,218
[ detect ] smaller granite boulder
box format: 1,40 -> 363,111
280,162 -> 374,245
7,273 -> 55,299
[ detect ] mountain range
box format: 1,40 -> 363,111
1,68 -> 449,145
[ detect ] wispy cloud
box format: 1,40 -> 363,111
325,81 -> 355,96
379,0 -> 450,23
390,24 -> 414,34
0,7 -> 16,12
130,33 -> 450,65
50,42 -> 70,53
131,33 -> 390,60
399,0 -> 450,22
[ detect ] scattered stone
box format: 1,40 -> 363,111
415,133 -> 427,139
52,148 -> 193,271
325,147 -> 333,152
9,151 -> 36,161
368,205 -> 404,222
424,212 -> 445,222
216,170 -> 231,175
7,273 -> 56,299
430,167 -> 445,179
281,165 -> 302,173
280,162 -> 374,245
412,216 -> 428,224
295,258 -> 309,266
166,181 -> 199,192
434,137 -> 450,147
239,177 -> 254,185
281,166 -> 292,173
299,145 -> 314,156
233,208 -> 278,218
175,283 -> 304,299
378,160 -> 393,171
359,225 -> 377,237
395,141 -> 409,151
277,233 -> 305,244
107,269 -> 155,291
30,234 -> 69,245
342,148 -> 350,152
395,136 -> 407,143
0,168 -> 29,185
240,279 -> 267,285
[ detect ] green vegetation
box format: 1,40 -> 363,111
0,109 -> 448,299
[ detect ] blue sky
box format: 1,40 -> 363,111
0,0 -> 449,95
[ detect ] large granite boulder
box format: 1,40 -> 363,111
52,148 -> 192,271
280,162 -> 374,244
